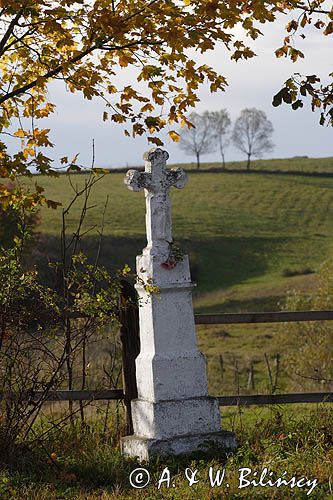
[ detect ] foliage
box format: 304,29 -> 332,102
0,191 -> 125,466
0,182 -> 40,248
178,111 -> 217,168
279,255 -> 333,392
231,108 -> 274,170
0,1 -> 332,206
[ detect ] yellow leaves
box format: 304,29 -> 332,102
118,52 -> 135,68
148,136 -> 164,146
140,103 -> 154,113
145,116 -> 166,133
168,105 -> 177,124
23,148 -> 35,159
210,75 -> 227,93
33,128 -> 53,147
120,85 -> 148,103
138,65 -> 163,82
275,45 -> 288,58
111,113 -> 126,123
242,17 -> 253,30
13,128 -> 52,158
107,85 -> 117,94
231,40 -> 256,62
312,97 -> 321,108
300,14 -> 308,28
168,130 -> 180,142
14,129 -> 26,138
117,102 -> 132,114
324,21 -> 333,36
35,102 -> 56,118
286,19 -> 298,32
289,48 -> 304,63
0,0 -> 329,185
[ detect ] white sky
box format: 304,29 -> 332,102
41,10 -> 332,168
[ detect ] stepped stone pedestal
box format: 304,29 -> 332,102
121,148 -> 236,461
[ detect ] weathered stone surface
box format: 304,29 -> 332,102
122,431 -> 237,462
121,148 -> 236,460
131,397 -> 221,439
124,148 -> 187,260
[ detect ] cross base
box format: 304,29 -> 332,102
121,430 -> 237,462
121,395 -> 237,461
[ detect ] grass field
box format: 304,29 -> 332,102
25,161 -> 333,395
3,158 -> 332,499
1,405 -> 332,499
33,165 -> 333,300
172,155 -> 333,173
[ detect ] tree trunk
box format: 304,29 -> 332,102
196,152 -> 200,169
246,153 -> 251,171
221,152 -> 225,170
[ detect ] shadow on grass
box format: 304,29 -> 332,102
31,233 -> 292,296
194,295 -> 285,314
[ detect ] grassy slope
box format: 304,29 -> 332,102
29,164 -> 333,394
173,155 -> 333,172
35,168 -> 333,297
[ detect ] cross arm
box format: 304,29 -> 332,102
166,168 -> 187,190
124,170 -> 152,192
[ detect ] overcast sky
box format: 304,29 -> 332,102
40,10 -> 332,169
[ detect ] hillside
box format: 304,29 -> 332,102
28,163 -> 333,395
34,166 -> 333,298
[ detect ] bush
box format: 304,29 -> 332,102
279,257 -> 333,391
0,180 -> 126,467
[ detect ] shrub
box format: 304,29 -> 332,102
279,257 -> 333,391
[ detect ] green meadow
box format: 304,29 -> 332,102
3,158 -> 332,498
35,163 -> 333,300
28,160 -> 333,395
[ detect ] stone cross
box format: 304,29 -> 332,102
121,148 -> 236,461
124,148 -> 187,258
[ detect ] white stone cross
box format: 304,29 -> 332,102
124,148 -> 187,258
121,148 -> 236,461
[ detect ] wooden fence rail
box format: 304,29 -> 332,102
194,310 -> 333,324
217,392 -> 333,406
0,390 -> 331,406
2,279 -> 332,434
0,390 -> 124,402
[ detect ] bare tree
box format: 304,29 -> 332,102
179,112 -> 217,169
207,110 -> 231,169
232,108 -> 274,170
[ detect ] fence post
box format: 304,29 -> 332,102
247,362 -> 255,390
119,280 -> 140,435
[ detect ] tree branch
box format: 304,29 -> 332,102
0,38 -> 165,105
0,9 -> 24,57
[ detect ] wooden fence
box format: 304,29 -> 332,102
1,283 -> 332,433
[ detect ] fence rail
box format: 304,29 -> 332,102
217,392 -> 333,406
1,390 -> 332,406
0,389 -> 124,402
194,310 -> 333,324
